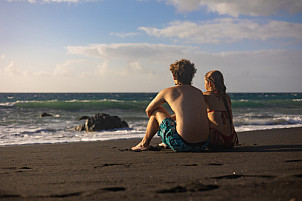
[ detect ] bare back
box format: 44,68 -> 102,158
203,91 -> 234,136
148,85 -> 209,143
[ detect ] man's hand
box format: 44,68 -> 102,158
145,90 -> 166,118
145,108 -> 153,118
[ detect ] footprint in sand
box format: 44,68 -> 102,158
156,183 -> 219,193
212,174 -> 275,180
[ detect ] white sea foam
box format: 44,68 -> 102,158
235,124 -> 302,132
0,128 -> 146,146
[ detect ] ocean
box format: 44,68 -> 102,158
0,93 -> 301,146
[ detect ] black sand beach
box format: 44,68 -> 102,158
0,127 -> 302,201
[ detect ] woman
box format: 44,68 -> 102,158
203,70 -> 238,149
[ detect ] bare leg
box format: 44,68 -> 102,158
131,107 -> 170,151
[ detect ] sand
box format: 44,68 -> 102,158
0,127 -> 302,201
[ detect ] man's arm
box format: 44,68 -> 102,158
145,90 -> 167,117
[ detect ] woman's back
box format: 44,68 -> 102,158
203,91 -> 237,149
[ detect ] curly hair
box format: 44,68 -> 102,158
170,59 -> 197,85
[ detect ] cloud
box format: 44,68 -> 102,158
53,59 -> 95,77
1,43 -> 301,92
54,63 -> 74,77
125,62 -> 145,74
66,43 -> 302,91
165,0 -> 302,17
66,43 -> 197,82
66,43 -> 198,60
139,18 -> 302,44
6,0 -> 100,3
110,32 -> 140,38
98,61 -> 111,76
97,60 -> 155,77
121,61 -> 155,76
4,61 -> 21,76
41,0 -> 79,3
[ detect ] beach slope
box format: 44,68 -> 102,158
0,127 -> 302,201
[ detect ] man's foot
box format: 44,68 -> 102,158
131,142 -> 149,152
158,142 -> 169,149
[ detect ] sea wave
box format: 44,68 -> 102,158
231,99 -> 302,108
0,127 -> 145,146
0,99 -> 150,111
2,98 -> 300,110
234,114 -> 302,127
235,124 -> 302,132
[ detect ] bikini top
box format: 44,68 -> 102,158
203,91 -> 231,112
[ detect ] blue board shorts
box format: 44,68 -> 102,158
157,118 -> 209,152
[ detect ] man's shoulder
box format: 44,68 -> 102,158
160,85 -> 180,93
161,85 -> 203,95
156,87 -> 176,98
159,86 -> 175,93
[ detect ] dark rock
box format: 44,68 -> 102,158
75,124 -> 85,131
40,113 -> 52,117
78,116 -> 90,120
75,113 -> 129,132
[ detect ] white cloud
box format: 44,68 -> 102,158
65,42 -> 302,92
166,0 -> 302,17
4,61 -> 21,76
66,43 -> 196,87
97,60 -> 154,77
139,19 -> 302,44
98,61 -> 111,75
67,43 -> 198,60
42,0 -> 79,3
32,71 -> 51,76
6,0 -> 100,3
2,43 -> 301,92
126,62 -> 145,73
110,32 -> 140,38
54,64 -> 74,77
53,59 -> 95,77
121,61 -> 155,76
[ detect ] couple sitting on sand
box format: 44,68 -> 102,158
131,59 -> 238,152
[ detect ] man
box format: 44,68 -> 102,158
131,59 -> 209,152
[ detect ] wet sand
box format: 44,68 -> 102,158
0,127 -> 302,201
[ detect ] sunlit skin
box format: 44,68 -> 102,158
131,79 -> 209,151
204,78 -> 213,92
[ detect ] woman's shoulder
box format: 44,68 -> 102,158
203,91 -> 218,99
203,91 -> 227,111
203,91 -> 214,95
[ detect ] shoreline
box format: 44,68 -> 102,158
1,126 -> 302,148
0,127 -> 301,201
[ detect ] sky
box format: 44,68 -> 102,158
0,0 -> 302,92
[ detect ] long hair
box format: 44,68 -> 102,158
205,70 -> 233,130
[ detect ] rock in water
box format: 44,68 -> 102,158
75,113 -> 129,132
40,112 -> 52,117
78,116 -> 90,120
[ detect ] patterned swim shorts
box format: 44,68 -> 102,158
157,118 -> 209,152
